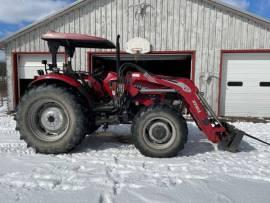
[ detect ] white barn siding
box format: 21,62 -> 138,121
4,0 -> 270,112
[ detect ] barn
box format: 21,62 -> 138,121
1,0 -> 270,118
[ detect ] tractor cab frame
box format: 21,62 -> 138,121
42,31 -> 118,75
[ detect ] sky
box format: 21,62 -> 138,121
0,0 -> 270,61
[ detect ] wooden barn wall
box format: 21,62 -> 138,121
5,0 -> 270,112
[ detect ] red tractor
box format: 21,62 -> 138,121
15,31 -> 245,158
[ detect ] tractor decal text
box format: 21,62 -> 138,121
165,80 -> 192,93
192,100 -> 202,113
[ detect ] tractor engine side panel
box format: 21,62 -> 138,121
126,73 -> 175,106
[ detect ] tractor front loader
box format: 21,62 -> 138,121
15,32 -> 268,158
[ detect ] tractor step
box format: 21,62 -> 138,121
219,122 -> 245,152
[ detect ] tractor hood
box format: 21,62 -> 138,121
42,31 -> 116,49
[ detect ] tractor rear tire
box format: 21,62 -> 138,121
16,85 -> 87,154
132,106 -> 188,158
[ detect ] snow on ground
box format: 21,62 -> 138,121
0,102 -> 270,203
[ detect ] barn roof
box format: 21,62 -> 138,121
0,0 -> 270,46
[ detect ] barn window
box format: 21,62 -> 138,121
260,82 -> 270,87
227,81 -> 243,87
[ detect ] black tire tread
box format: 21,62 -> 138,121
16,84 -> 87,154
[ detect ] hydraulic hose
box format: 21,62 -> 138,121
244,133 -> 270,146
118,63 -> 151,82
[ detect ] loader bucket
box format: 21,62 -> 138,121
219,122 -> 245,152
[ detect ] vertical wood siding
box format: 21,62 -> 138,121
5,0 -> 270,112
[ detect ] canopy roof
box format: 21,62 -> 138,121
42,31 -> 116,49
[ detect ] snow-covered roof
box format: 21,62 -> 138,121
0,0 -> 270,45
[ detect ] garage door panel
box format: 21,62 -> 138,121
224,94 -> 270,101
225,100 -> 270,106
225,105 -> 270,111
226,99 -> 270,103
221,53 -> 270,117
18,67 -> 43,79
18,54 -> 64,79
19,54 -> 64,66
225,92 -> 270,97
225,110 -> 270,117
226,88 -> 270,93
225,110 -> 270,116
227,74 -> 270,80
226,69 -> 270,75
227,67 -> 270,73
228,85 -> 270,89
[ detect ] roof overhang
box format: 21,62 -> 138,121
209,0 -> 270,27
0,0 -> 270,45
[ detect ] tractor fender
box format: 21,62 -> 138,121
29,73 -> 93,108
30,73 -> 81,88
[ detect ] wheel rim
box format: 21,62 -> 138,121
28,99 -> 70,142
142,116 -> 177,150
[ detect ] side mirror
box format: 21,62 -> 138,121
42,60 -> 47,65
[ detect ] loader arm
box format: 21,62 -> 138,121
151,77 -> 224,143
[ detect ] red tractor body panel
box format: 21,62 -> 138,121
31,73 -> 81,87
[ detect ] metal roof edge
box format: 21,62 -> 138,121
1,0 -> 270,46
208,0 -> 270,27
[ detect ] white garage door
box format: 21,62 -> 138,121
220,53 -> 270,117
18,54 -> 65,79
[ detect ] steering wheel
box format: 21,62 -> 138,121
93,65 -> 106,80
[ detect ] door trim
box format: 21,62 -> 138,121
218,49 -> 270,117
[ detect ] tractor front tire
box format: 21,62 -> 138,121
132,106 -> 188,158
16,85 -> 87,154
